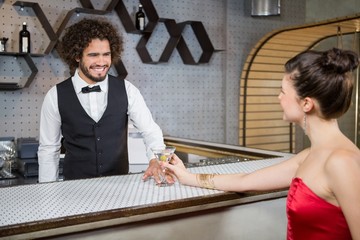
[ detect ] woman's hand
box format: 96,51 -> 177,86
161,154 -> 192,185
142,158 -> 176,185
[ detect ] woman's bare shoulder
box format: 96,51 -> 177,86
325,147 -> 360,177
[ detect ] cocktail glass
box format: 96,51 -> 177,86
151,146 -> 176,186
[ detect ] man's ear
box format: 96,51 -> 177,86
302,97 -> 314,113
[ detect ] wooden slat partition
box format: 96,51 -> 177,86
240,13 -> 360,153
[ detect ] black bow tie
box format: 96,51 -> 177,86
81,85 -> 101,93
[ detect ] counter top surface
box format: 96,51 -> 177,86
0,157 -> 289,238
0,137 -> 294,239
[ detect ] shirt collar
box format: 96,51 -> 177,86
72,69 -> 109,94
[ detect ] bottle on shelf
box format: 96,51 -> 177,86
135,3 -> 145,31
0,37 -> 9,52
19,22 -> 31,53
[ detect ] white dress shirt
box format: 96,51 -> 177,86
38,70 -> 164,182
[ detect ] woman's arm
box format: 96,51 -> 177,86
326,150 -> 360,240
164,148 -> 309,192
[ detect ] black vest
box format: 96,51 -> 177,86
57,75 -> 129,180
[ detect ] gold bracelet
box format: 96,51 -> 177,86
196,173 -> 216,189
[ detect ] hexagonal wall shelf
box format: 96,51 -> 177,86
0,1 -> 55,90
177,21 -> 215,65
13,1 -> 57,55
136,18 -> 181,64
0,53 -> 38,90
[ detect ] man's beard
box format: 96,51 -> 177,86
79,61 -> 109,83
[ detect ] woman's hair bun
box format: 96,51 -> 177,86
321,48 -> 359,74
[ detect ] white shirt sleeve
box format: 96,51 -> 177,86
125,80 -> 165,160
37,86 -> 62,182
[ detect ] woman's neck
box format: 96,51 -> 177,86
305,116 -> 343,147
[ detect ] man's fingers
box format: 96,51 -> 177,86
152,170 -> 164,183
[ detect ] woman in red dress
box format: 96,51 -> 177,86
163,48 -> 360,239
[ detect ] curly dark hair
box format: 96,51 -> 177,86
57,18 -> 123,75
285,48 -> 359,119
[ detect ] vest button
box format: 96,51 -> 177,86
97,137 -> 101,141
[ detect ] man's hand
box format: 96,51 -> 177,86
142,158 -> 175,184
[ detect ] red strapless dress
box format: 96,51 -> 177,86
286,177 -> 351,240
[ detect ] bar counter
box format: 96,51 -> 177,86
0,137 -> 293,240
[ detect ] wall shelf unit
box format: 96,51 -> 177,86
0,53 -> 38,90
136,18 -> 182,64
1,0 -> 219,89
177,21 -> 216,65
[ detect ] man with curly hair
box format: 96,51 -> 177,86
37,18 -> 167,184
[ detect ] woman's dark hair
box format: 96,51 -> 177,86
57,18 -> 123,75
285,48 -> 359,119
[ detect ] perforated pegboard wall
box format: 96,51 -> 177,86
0,0 -> 306,144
